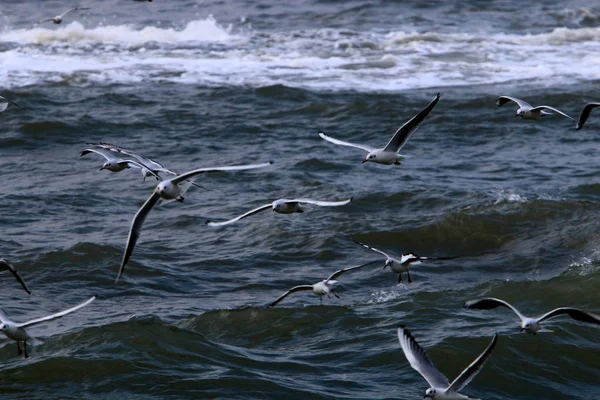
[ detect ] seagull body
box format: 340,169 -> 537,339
496,96 -> 574,120
353,239 -> 456,283
397,326 -> 498,400
0,296 -> 95,358
206,198 -> 352,227
464,297 -> 600,334
116,162 -> 272,283
0,259 -> 31,295
269,260 -> 377,307
318,93 -> 440,165
0,95 -> 23,114
575,102 -> 600,130
38,7 -> 90,24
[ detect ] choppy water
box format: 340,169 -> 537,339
1,0 -> 599,399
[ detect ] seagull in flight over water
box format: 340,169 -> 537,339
464,297 -> 600,334
575,102 -> 600,130
116,162 -> 272,283
352,239 -> 457,283
0,259 -> 31,295
37,7 -> 90,24
495,96 -> 573,120
268,260 -> 379,307
318,93 -> 440,165
0,296 -> 95,358
397,325 -> 498,400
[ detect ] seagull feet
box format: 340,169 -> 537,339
24,342 -> 29,359
176,196 -> 184,203
407,271 -> 412,284
394,161 -> 402,165
17,342 -> 22,356
397,273 -> 403,284
332,290 -> 340,299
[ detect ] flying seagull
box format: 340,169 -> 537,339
352,239 -> 457,283
116,162 -> 272,283
80,147 -> 161,178
0,259 -> 31,295
464,297 -> 600,334
0,296 -> 95,358
495,96 -> 574,120
397,325 -> 498,400
38,7 -> 90,24
206,198 -> 352,227
575,102 -> 600,130
0,95 -> 23,114
268,260 -> 378,307
318,93 -> 440,165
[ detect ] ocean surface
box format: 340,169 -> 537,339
1,0 -> 599,398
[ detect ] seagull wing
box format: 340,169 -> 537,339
530,106 -> 574,120
206,203 -> 272,227
17,296 -> 96,329
60,7 -> 90,18
0,259 -> 31,295
116,160 -> 161,180
352,239 -> 391,258
397,326 -> 450,389
318,132 -> 375,153
269,285 -> 314,307
37,18 -> 54,24
0,96 -> 23,110
88,142 -> 169,173
116,191 -> 161,283
326,260 -> 380,281
172,162 -> 272,185
463,297 -> 526,322
383,93 -> 440,152
538,308 -> 600,325
496,96 -> 532,109
576,102 -> 600,130
80,147 -> 114,161
290,198 -> 352,207
448,334 -> 498,393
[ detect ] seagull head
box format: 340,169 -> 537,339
520,320 -> 540,334
424,388 -> 436,398
0,322 -> 5,332
383,259 -> 393,270
100,161 -> 112,171
363,152 -> 377,164
516,109 -> 524,118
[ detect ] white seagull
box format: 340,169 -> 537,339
80,146 -> 161,178
116,162 -> 272,283
397,326 -> 498,400
38,7 -> 90,24
0,296 -> 95,358
352,239 -> 456,284
0,95 -> 23,114
0,259 -> 31,295
269,260 -> 378,307
495,96 -> 574,120
206,198 -> 352,227
575,102 -> 600,130
318,93 -> 440,165
464,297 -> 600,335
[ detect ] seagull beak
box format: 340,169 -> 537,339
99,167 -> 105,171
362,159 -> 368,163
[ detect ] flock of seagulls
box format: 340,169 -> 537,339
1,6 -> 599,397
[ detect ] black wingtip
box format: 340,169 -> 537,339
268,160 -> 274,164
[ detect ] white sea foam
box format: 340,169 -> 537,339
2,18 -> 600,91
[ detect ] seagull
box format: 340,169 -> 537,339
0,95 -> 23,114
83,142 -> 177,182
80,146 -> 161,178
318,93 -> 440,165
0,259 -> 31,295
268,260 -> 379,307
464,297 -> 600,335
352,239 -> 457,284
0,296 -> 95,358
37,7 -> 90,24
397,325 -> 498,400
495,96 -> 574,120
116,162 -> 272,283
206,198 -> 352,227
575,102 -> 600,130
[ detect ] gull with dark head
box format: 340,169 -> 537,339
268,260 -> 378,307
80,146 -> 161,179
38,7 -> 90,24
496,96 -> 573,120
575,102 -> 600,130
0,259 -> 31,295
0,296 -> 95,358
398,326 -> 498,400
319,93 -> 440,165
0,95 -> 23,114
116,162 -> 272,283
352,239 -> 457,284
206,198 -> 352,227
464,297 -> 600,334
